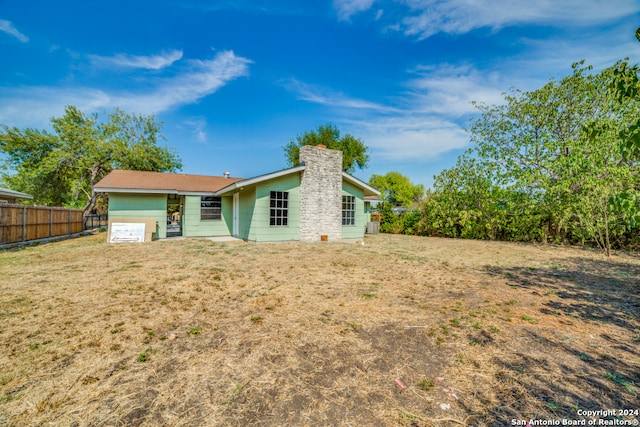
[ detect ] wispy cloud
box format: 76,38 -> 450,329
116,51 -> 251,113
509,28 -> 640,84
344,68 -> 492,160
283,65 -> 504,162
398,0 -> 640,39
281,77 -> 399,113
89,49 -> 184,70
0,87 -> 111,128
0,50 -> 251,127
404,64 -> 505,117
0,19 -> 28,42
181,117 -> 208,143
333,0 -> 376,21
347,115 -> 469,161
334,1 -> 640,40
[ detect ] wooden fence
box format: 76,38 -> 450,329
0,204 -> 83,245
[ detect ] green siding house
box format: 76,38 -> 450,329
94,146 -> 380,242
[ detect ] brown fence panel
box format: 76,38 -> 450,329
0,204 -> 84,245
0,205 -> 23,244
71,211 -> 83,233
51,208 -> 70,237
25,207 -> 48,240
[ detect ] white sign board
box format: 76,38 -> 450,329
109,222 -> 146,243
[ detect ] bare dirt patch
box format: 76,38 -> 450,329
0,234 -> 638,426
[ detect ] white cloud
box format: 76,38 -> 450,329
333,0 -> 375,21
182,117 -> 208,143
0,50 -> 251,127
0,87 -> 111,128
283,67 -> 501,162
348,116 -> 469,160
282,77 -> 399,113
89,49 -> 184,70
398,0 -> 640,39
405,64 -> 505,116
0,19 -> 28,42
115,50 -> 251,114
511,29 -> 640,84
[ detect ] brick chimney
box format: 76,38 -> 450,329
298,145 -> 343,241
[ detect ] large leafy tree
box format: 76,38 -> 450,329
283,123 -> 369,173
420,60 -> 640,254
368,171 -> 424,207
602,30 -> 640,231
0,105 -> 181,214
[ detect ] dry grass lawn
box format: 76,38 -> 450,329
0,233 -> 639,426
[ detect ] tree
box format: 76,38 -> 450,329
283,123 -> 369,173
467,61 -> 640,254
416,60 -> 640,254
368,171 -> 424,207
602,31 -> 640,231
0,105 -> 182,214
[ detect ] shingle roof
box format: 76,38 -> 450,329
94,170 -> 245,194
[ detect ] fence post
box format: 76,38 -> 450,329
22,205 -> 26,242
50,208 -> 53,238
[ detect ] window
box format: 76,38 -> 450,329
201,196 -> 222,221
342,195 -> 355,226
269,191 -> 288,226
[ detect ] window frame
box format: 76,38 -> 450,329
342,195 -> 356,226
269,191 -> 289,226
200,196 -> 222,221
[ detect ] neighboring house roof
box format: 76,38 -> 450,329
94,170 -> 245,195
0,187 -> 34,200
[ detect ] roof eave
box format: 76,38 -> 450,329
94,187 -> 218,196
94,187 -> 177,194
0,189 -> 34,199
215,165 -> 306,196
341,172 -> 380,197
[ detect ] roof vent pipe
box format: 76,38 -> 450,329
223,171 -> 230,178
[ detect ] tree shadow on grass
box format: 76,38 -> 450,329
487,256 -> 640,331
470,257 -> 640,425
488,328 -> 637,421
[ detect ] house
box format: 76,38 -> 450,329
94,145 -> 380,242
0,187 -> 33,204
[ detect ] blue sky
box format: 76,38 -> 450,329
1,1 -> 639,188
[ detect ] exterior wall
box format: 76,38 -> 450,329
342,182 -> 366,240
182,195 -> 233,237
108,193 -> 166,239
238,188 -> 256,240
244,173 -> 301,242
299,146 -> 343,242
